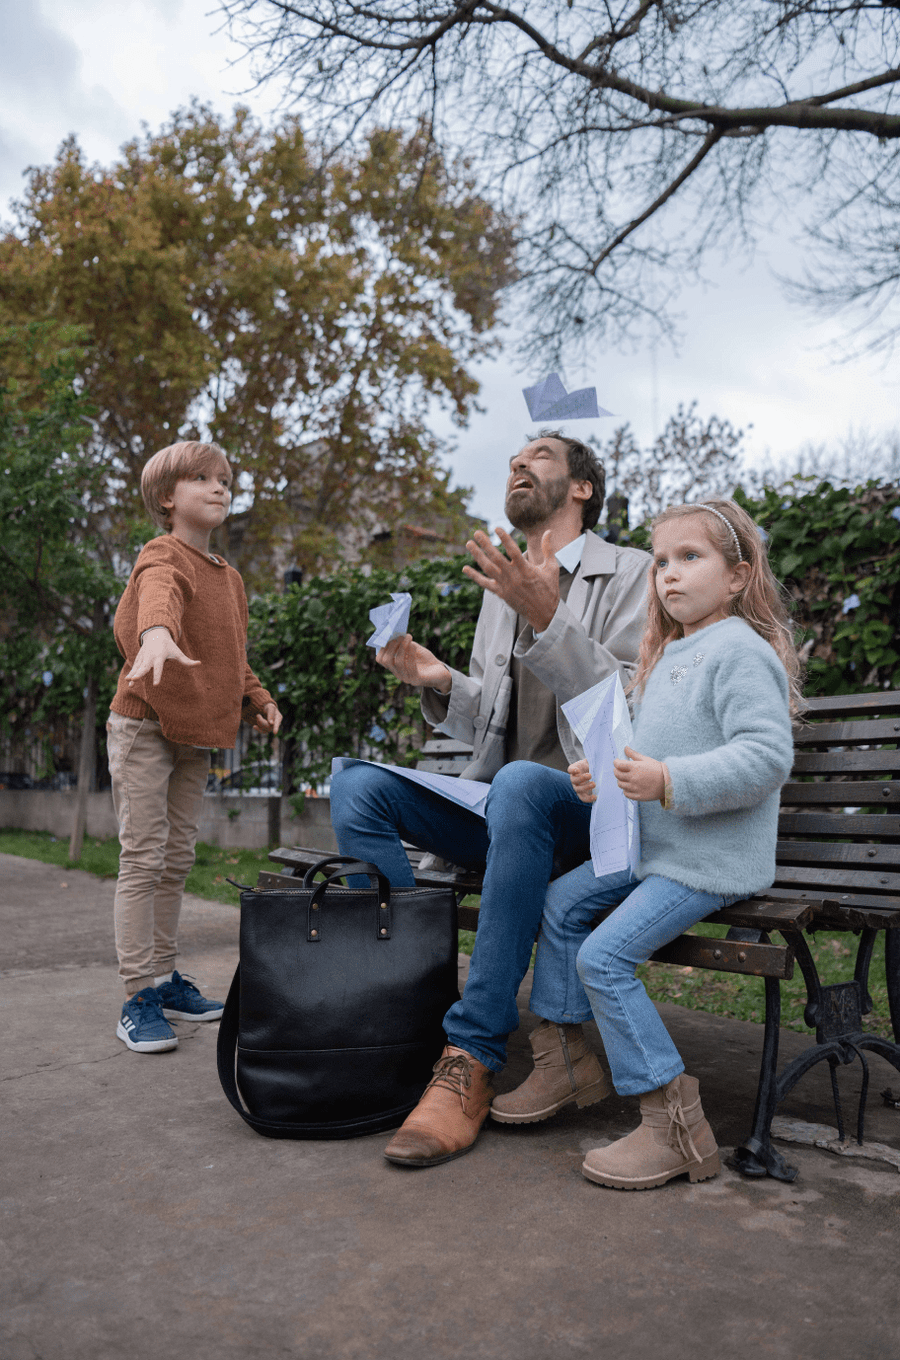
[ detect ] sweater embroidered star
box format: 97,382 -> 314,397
110,535 -> 273,749
633,617 -> 794,897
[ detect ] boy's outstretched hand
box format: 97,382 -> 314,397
613,746 -> 665,802
252,702 -> 282,736
127,627 -> 200,687
568,758 -> 596,804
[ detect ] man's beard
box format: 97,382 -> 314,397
505,473 -> 571,531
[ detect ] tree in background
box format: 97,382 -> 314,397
0,104 -> 515,583
221,1 -> 900,357
0,329 -> 125,858
597,404 -> 747,529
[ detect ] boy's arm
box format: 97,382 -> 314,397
241,659 -> 282,735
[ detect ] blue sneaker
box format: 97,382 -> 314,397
156,971 -> 224,1022
117,988 -> 178,1053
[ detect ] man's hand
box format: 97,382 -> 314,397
568,758 -> 596,804
126,627 -> 200,687
376,634 -> 452,694
613,746 -> 665,802
252,702 -> 283,736
463,527 -> 560,634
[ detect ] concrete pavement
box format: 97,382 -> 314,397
2,851 -> 899,1360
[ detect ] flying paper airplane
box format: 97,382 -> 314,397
523,372 -> 613,422
366,592 -> 412,649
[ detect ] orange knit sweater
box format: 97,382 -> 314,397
110,535 -> 274,748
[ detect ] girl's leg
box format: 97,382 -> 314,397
576,875 -> 734,1095
528,862 -> 638,1025
491,862 -> 636,1125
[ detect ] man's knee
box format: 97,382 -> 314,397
330,764 -> 401,833
485,760 -> 569,829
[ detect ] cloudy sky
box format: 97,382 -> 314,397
3,0 -> 898,528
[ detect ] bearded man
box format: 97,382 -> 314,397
329,429 -> 651,1166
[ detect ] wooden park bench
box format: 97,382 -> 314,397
261,695 -> 900,1182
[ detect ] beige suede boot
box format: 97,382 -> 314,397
491,1020 -> 610,1124
383,1046 -> 494,1167
581,1073 -> 720,1190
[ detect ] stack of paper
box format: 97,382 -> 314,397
331,758 -> 490,818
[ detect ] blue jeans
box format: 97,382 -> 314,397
529,863 -> 739,1095
329,760 -> 592,1071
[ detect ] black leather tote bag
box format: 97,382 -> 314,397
217,856 -> 460,1139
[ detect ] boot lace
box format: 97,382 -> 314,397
664,1086 -> 702,1165
425,1051 -> 473,1100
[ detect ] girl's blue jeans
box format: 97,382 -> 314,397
530,863 -> 740,1095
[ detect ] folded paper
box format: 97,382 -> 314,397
332,757 -> 490,818
366,592 -> 412,649
562,673 -> 640,877
523,372 -> 613,422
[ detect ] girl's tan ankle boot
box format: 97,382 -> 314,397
490,1019 -> 610,1124
581,1073 -> 720,1190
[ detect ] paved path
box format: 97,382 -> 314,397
2,852 -> 899,1360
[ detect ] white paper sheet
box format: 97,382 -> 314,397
331,757 -> 490,818
561,673 -> 640,878
365,592 -> 412,649
522,371 -> 613,422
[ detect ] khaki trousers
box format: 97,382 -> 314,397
107,714 -> 210,995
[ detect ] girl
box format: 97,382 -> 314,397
491,499 -> 802,1189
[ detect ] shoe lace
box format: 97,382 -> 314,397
425,1052 -> 473,1099
664,1086 -> 702,1165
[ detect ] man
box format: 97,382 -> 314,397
330,429 -> 650,1165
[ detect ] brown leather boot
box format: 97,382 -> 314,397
582,1073 -> 720,1190
383,1045 -> 494,1167
490,1020 -> 610,1124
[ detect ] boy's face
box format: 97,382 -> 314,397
161,460 -> 232,541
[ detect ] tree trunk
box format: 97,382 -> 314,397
69,604 -> 105,862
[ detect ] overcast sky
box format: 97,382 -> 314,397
3,0 -> 898,528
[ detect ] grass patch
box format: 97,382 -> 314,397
2,831 -> 893,1039
0,827 -> 272,908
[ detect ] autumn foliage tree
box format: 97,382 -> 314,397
0,104 -> 516,582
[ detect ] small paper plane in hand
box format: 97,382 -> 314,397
366,592 -> 412,649
522,372 -> 613,422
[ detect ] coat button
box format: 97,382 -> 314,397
473,716 -> 486,730
495,654 -> 507,666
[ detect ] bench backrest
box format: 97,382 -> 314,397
768,691 -> 900,929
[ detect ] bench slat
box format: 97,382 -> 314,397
781,780 -> 900,804
777,812 -> 900,836
649,935 -> 794,979
793,716 -> 900,745
773,864 -> 900,893
791,750 -> 900,775
776,839 -> 900,867
800,691 -> 900,717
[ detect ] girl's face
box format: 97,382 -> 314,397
652,515 -> 749,636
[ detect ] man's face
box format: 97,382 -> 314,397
504,437 -> 574,530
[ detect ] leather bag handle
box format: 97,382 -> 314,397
302,857 -> 392,942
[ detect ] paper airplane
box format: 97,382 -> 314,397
523,372 -> 613,422
366,592 -> 412,649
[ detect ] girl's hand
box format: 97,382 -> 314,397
613,746 -> 665,802
253,702 -> 283,736
126,627 -> 200,687
568,758 -> 596,804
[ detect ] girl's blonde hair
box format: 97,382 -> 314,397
631,498 -> 804,716
141,441 -> 232,531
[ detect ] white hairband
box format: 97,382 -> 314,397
697,504 -> 744,562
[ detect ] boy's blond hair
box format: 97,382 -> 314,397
141,441 -> 232,532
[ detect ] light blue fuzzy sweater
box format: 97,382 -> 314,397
633,617 -> 793,896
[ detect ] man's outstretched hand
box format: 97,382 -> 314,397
463,527 -> 560,633
126,627 -> 200,687
376,634 -> 452,694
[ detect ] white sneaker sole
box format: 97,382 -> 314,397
160,1006 -> 223,1022
116,1020 -> 178,1053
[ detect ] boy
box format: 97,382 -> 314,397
108,440 -> 281,1053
